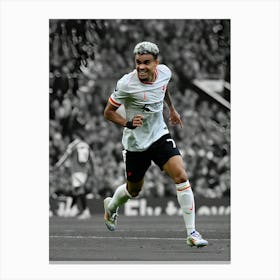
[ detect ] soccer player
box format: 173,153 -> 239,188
103,41 -> 208,247
54,130 -> 95,219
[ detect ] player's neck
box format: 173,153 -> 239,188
150,71 -> 156,82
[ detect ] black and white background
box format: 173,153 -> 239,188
49,18 -> 230,205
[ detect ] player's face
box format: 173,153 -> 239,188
135,54 -> 159,83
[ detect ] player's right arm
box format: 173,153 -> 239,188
104,102 -> 127,127
54,151 -> 69,169
104,78 -> 129,127
104,102 -> 144,128
104,77 -> 144,128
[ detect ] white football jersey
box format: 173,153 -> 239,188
109,64 -> 171,151
66,139 -> 91,172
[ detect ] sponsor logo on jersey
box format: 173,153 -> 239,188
141,101 -> 163,113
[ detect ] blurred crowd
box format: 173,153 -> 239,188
49,19 -> 230,199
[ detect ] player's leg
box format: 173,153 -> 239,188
104,151 -> 150,231
77,186 -> 91,219
68,188 -> 79,217
152,134 -> 207,247
105,183 -> 132,213
107,179 -> 143,213
163,155 -> 208,247
64,195 -> 73,217
163,155 -> 195,234
104,179 -> 144,231
70,193 -> 77,208
71,172 -> 90,218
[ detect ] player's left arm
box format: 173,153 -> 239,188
53,140 -> 77,170
164,87 -> 183,128
54,150 -> 70,169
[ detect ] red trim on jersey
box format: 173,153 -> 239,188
188,201 -> 194,211
177,185 -> 191,192
109,97 -> 121,107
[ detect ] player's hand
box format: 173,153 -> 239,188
169,109 -> 183,128
126,115 -> 144,129
132,115 -> 144,127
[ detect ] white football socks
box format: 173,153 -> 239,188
108,183 -> 132,213
176,181 -> 195,235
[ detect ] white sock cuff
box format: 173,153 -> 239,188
175,180 -> 191,191
121,183 -> 132,198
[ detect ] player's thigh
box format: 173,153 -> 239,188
163,155 -> 188,183
151,134 -> 181,171
125,150 -> 151,183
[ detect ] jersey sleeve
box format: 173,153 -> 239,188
158,64 -> 172,80
109,75 -> 132,107
108,77 -> 129,108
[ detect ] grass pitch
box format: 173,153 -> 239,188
49,214 -> 230,263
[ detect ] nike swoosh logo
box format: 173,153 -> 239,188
188,202 -> 194,211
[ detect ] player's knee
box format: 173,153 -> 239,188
173,170 -> 188,184
127,180 -> 143,197
128,187 -> 142,197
